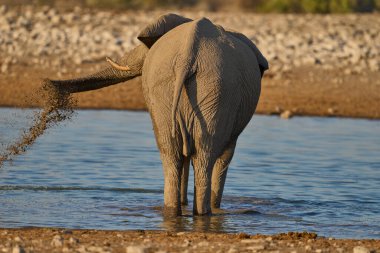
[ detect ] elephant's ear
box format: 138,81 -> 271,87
227,30 -> 269,77
137,13 -> 192,48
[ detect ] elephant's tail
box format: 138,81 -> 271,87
171,70 -> 188,137
171,69 -> 192,157
171,63 -> 192,157
170,19 -> 201,140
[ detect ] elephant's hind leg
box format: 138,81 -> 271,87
211,141 -> 237,209
192,152 -> 217,215
161,153 -> 184,217
181,156 -> 190,205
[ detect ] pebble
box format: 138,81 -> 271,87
280,110 -> 293,119
182,239 -> 191,247
227,247 -> 238,253
51,235 -> 64,247
0,5 -> 7,14
197,241 -> 209,247
344,69 -> 353,75
1,63 -> 8,73
62,247 -> 71,252
241,239 -> 265,244
69,237 -> 79,244
327,107 -> 336,115
88,246 -> 107,253
13,237 -> 22,242
368,59 -> 379,71
11,245 -> 24,253
126,245 -> 146,253
353,246 -> 370,253
77,245 -> 88,253
265,236 -> 273,242
248,244 -> 266,251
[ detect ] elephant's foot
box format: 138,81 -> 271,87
211,191 -> 222,210
193,200 -> 212,215
193,209 -> 212,216
193,186 -> 212,215
211,207 -> 227,215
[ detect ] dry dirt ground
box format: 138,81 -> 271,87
1,63 -> 379,119
1,228 -> 379,253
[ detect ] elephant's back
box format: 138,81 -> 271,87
143,17 -> 261,98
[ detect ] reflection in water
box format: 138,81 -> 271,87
0,109 -> 379,239
192,215 -> 227,232
161,211 -> 229,232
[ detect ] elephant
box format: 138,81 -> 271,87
46,13 -> 268,216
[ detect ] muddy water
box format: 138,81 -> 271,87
0,109 -> 379,239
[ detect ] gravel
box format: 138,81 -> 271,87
50,235 -> 64,247
0,228 -> 379,253
0,5 -> 379,77
353,246 -> 371,253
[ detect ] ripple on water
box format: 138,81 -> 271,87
0,109 -> 379,238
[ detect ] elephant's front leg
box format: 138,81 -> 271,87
211,141 -> 236,209
181,157 -> 190,205
161,153 -> 184,217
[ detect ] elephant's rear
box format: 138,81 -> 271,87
142,17 -> 262,157
186,20 -> 262,157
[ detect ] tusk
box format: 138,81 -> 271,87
106,57 -> 131,71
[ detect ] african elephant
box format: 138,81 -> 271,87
47,13 -> 268,216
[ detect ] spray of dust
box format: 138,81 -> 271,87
0,80 -> 76,168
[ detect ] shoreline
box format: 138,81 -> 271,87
1,104 -> 379,121
1,64 -> 379,120
1,228 -> 379,253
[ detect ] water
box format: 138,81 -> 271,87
0,108 -> 379,239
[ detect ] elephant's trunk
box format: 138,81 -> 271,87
47,67 -> 140,94
47,44 -> 148,94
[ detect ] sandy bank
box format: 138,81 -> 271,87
0,7 -> 379,119
1,63 -> 379,119
1,228 -> 379,253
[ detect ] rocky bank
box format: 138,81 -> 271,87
1,6 -> 379,75
0,5 -> 379,118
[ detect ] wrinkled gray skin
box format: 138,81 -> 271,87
47,13 -> 268,216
